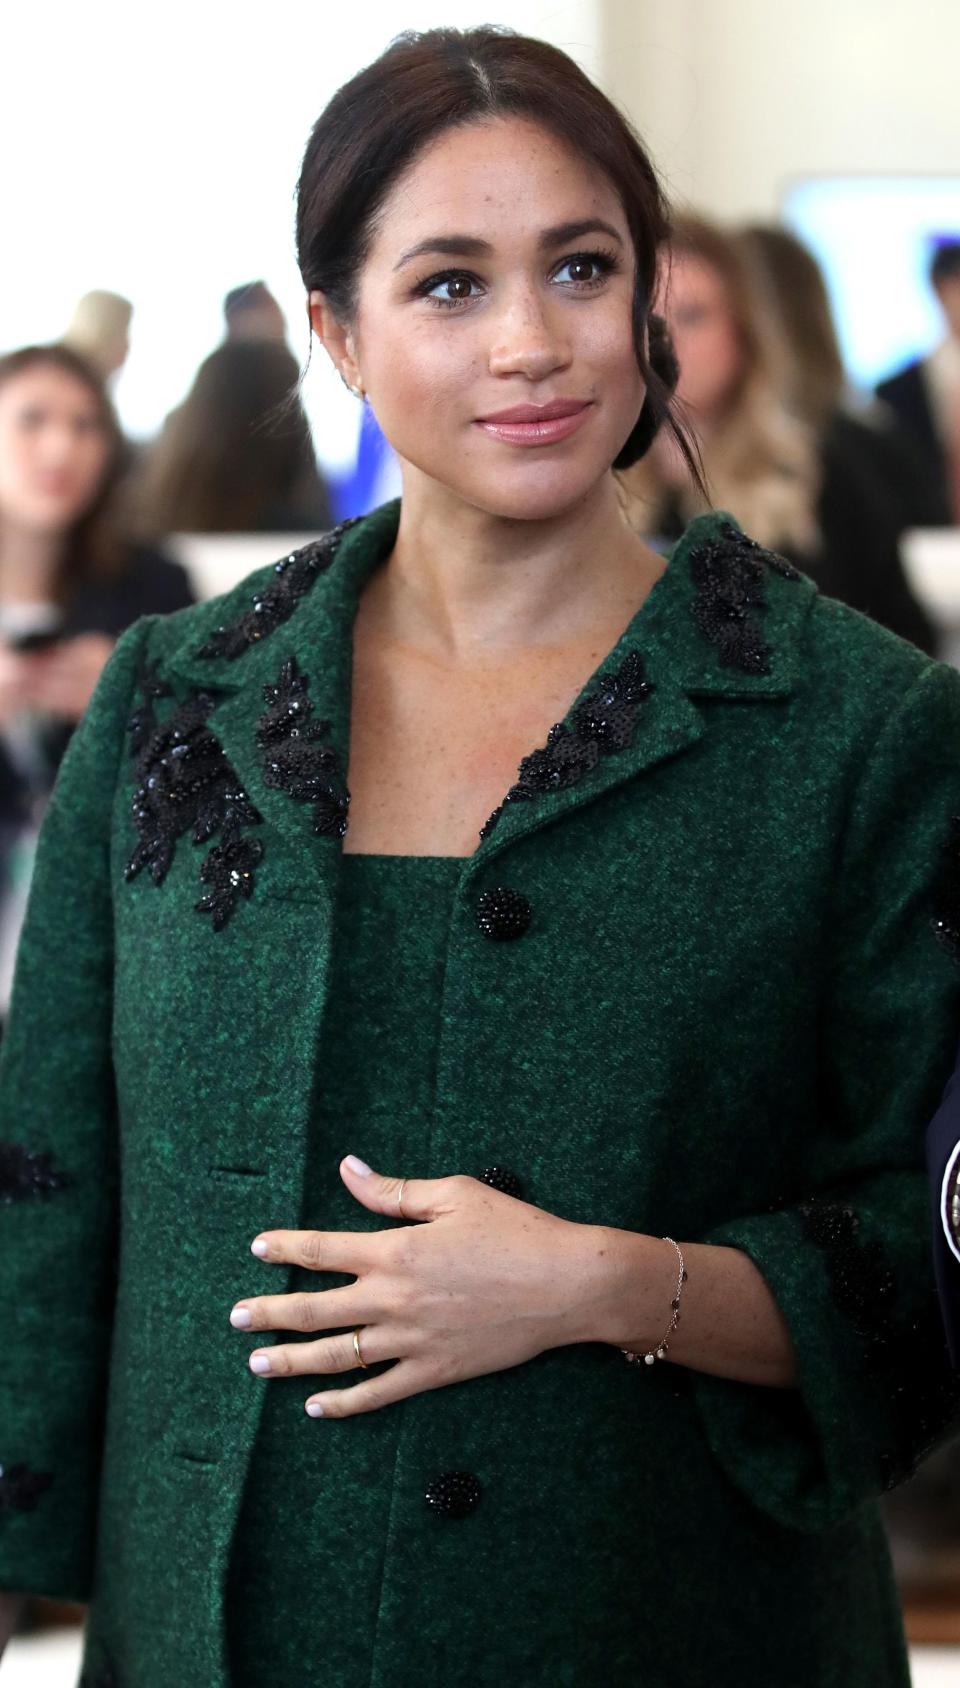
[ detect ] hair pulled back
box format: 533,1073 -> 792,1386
296,25 -> 696,475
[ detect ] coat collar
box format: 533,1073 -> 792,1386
153,500 -> 816,885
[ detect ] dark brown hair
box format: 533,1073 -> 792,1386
134,340 -> 321,534
0,343 -> 126,601
295,25 -> 700,480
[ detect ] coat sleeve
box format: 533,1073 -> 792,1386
0,618 -> 150,1599
689,659 -> 960,1532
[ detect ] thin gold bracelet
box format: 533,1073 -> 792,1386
620,1237 -> 687,1367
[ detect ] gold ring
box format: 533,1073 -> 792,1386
352,1328 -> 368,1369
397,1178 -> 407,1218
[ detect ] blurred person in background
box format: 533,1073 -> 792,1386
223,279 -> 288,343
620,214 -> 937,652
0,344 -> 193,1023
738,223 -> 949,533
61,288 -> 133,386
132,337 -> 331,535
618,212 -> 820,552
877,239 -> 960,524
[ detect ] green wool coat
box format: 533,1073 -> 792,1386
3,500 -> 960,1687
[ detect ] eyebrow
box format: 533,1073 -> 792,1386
393,218 -> 625,272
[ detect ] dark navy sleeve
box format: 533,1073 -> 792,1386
927,1038 -> 960,1365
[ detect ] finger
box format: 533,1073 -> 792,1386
339,1155 -> 466,1223
247,1326 -> 400,1378
249,1228 -> 378,1271
305,1358 -> 436,1419
231,1281 -> 375,1332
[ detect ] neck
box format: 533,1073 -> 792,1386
367,470 -> 663,662
0,519 -> 63,605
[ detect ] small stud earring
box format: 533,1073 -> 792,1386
348,382 -> 366,401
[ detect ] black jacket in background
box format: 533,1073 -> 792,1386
876,359 -> 950,516
0,545 -> 195,829
813,410 -> 941,657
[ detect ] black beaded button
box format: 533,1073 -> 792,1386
475,886 -> 531,941
478,1166 -> 523,1198
424,1470 -> 483,1519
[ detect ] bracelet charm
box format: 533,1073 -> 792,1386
621,1236 -> 687,1367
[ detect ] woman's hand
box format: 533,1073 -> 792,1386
25,633 -> 115,722
229,1156 -> 615,1419
0,644 -> 49,727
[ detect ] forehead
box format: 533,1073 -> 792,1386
371,115 -> 627,253
0,364 -> 100,412
665,253 -> 725,301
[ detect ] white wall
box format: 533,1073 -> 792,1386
601,0 -> 960,218
8,1 -> 958,450
1,1 -> 602,458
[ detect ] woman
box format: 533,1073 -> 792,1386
0,344 -> 193,1018
133,337 -> 331,537
621,215 -> 937,653
1,29 -> 959,1687
737,222 -> 946,640
619,212 -> 820,554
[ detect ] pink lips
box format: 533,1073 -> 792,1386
474,399 -> 593,447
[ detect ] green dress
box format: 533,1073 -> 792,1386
5,503 -> 960,1687
226,852 -> 465,1685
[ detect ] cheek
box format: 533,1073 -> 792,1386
0,427 -> 37,494
73,436 -> 110,496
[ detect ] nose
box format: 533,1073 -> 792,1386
35,421 -> 73,465
487,284 -> 572,382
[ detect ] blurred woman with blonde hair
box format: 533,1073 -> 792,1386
622,213 -> 936,651
619,212 -> 818,555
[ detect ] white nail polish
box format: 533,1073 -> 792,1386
306,1400 -> 325,1417
344,1154 -> 373,1176
230,1307 -> 252,1328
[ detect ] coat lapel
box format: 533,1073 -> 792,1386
159,503 -> 402,904
155,502 -> 815,892
467,513 -> 814,874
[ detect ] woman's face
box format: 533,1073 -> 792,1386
0,364 -> 112,535
661,253 -> 744,424
331,116 -> 644,521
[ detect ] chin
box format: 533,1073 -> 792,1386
420,444 -> 619,524
21,496 -> 88,531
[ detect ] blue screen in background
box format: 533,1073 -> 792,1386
783,177 -> 960,393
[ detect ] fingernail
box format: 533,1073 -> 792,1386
306,1400 -> 325,1417
251,1238 -> 269,1258
250,1354 -> 272,1374
230,1307 -> 252,1328
344,1154 -> 372,1176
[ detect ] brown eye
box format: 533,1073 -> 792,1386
567,259 -> 595,282
443,277 -> 473,300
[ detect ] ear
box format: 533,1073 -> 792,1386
308,289 -> 363,394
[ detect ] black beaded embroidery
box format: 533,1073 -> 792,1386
0,1141 -> 70,1202
480,649 -> 653,840
196,519 -> 361,661
689,521 -> 799,676
475,886 -> 532,941
256,656 -> 350,838
124,680 -> 264,930
798,1200 -> 896,1359
0,1461 -> 53,1514
931,814 -> 960,961
797,1198 -> 960,1489
127,658 -> 172,756
424,1470 -> 483,1518
478,1166 -> 523,1198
